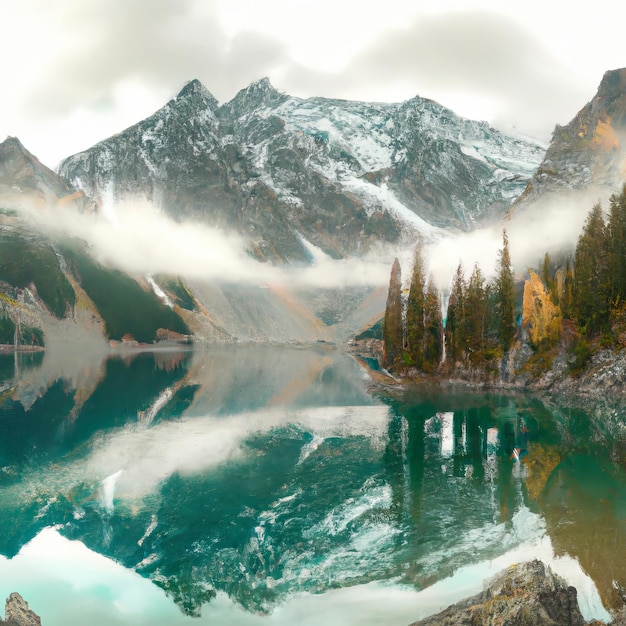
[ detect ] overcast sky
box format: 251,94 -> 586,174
2,0 -> 625,168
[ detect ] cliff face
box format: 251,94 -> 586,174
512,68 -> 626,213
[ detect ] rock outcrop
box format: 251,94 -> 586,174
0,136 -> 90,211
409,560 -> 594,626
511,68 -> 626,215
0,593 -> 41,626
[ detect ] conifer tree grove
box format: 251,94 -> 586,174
377,185 -> 626,379
464,263 -> 487,364
423,276 -> 443,371
382,258 -> 403,369
495,229 -> 516,351
607,184 -> 626,307
561,258 -> 575,320
541,252 -> 559,303
573,203 -> 609,334
405,248 -> 426,368
445,262 -> 466,363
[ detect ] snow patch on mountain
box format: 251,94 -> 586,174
275,98 -> 397,172
58,77 -> 546,262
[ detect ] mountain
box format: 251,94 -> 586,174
0,136 -> 196,348
0,136 -> 376,347
0,136 -> 91,210
58,78 -> 545,262
512,68 -> 626,212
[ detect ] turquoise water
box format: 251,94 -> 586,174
0,347 -> 624,624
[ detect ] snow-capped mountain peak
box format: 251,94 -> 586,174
58,78 -> 546,262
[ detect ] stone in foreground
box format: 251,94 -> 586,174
410,560 -> 595,626
1,593 -> 42,626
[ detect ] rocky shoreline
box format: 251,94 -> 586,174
351,336 -> 626,409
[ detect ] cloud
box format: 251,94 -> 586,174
17,182 -> 600,298
44,199 -> 278,283
2,0 -> 294,165
423,189 -> 603,293
18,198 -> 391,291
19,0 -> 201,117
18,0 -> 295,119
342,11 -> 587,139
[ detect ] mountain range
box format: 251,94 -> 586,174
57,77 -> 545,262
1,69 -> 626,349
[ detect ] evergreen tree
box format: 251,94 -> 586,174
573,203 -> 609,334
541,252 -> 551,292
382,258 -> 403,369
495,230 -> 516,352
445,262 -> 466,363
606,184 -> 626,306
560,257 -> 575,319
423,276 -> 443,371
465,263 -> 487,364
405,248 -> 426,368
541,251 -> 561,304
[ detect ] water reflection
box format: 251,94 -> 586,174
0,348 -> 624,621
380,387 -> 626,613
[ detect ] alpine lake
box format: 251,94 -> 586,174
0,345 -> 624,625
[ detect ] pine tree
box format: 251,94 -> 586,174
405,248 -> 426,368
495,230 -> 516,352
445,262 -> 466,363
382,258 -> 403,369
606,184 -> 626,307
423,276 -> 443,371
465,263 -> 487,364
541,252 -> 551,292
541,252 -> 560,303
573,203 -> 609,334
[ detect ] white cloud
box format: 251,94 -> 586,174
19,199 -> 392,290
2,0 -> 626,166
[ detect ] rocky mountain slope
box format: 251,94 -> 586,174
0,136 -> 197,348
58,78 -> 545,262
512,68 -> 626,214
0,135 -> 381,347
0,136 -> 90,211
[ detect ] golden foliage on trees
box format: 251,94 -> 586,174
522,270 -> 562,348
523,442 -> 562,501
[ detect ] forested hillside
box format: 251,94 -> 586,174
381,184 -> 626,382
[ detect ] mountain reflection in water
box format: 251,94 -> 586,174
0,346 -> 623,624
